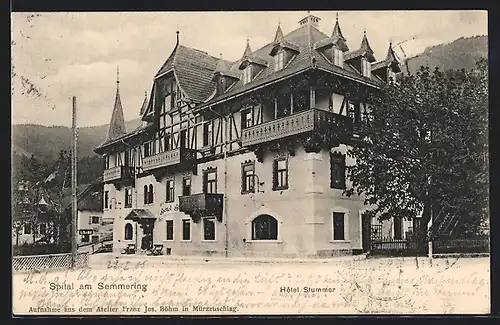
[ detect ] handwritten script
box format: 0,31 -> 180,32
13,257 -> 489,315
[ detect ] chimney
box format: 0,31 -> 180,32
298,12 -> 321,28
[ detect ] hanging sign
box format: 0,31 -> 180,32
79,229 -> 94,235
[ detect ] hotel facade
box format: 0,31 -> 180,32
94,14 -> 404,257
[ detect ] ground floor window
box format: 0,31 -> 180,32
333,212 -> 345,240
252,214 -> 278,240
166,220 -> 174,240
203,217 -> 216,241
39,223 -> 47,235
24,223 -> 31,235
124,223 -> 133,240
182,219 -> 191,241
91,235 -> 99,243
81,234 -> 90,243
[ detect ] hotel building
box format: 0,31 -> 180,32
94,13 -> 403,257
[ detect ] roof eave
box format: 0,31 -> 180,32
195,66 -> 312,112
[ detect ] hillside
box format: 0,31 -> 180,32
405,35 -> 487,74
12,118 -> 141,163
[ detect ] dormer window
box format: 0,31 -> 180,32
361,58 -> 371,78
388,69 -> 397,84
243,65 -> 253,85
274,51 -> 285,71
333,48 -> 344,68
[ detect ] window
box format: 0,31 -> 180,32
243,65 -> 253,84
203,169 -> 217,194
388,69 -> 397,84
203,122 -> 212,147
180,129 -> 188,148
81,234 -> 90,243
353,103 -> 362,123
242,109 -> 253,129
203,217 -> 216,241
394,217 -> 403,240
90,216 -> 100,224
124,223 -> 133,240
166,178 -> 175,203
144,142 -> 151,157
24,223 -> 31,235
164,94 -> 172,112
333,48 -> 344,68
330,153 -> 346,189
104,191 -> 109,209
333,212 -> 345,240
104,156 -> 110,169
241,161 -> 255,194
182,219 -> 191,241
274,51 -> 284,71
125,188 -> 133,208
148,184 -> 154,204
39,223 -> 46,235
143,185 -> 148,204
166,220 -> 174,240
252,215 -> 278,240
273,157 -> 288,190
361,58 -> 371,78
165,134 -> 171,151
182,177 -> 191,196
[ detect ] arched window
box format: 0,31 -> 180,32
252,214 -> 278,240
124,223 -> 133,240
143,185 -> 148,204
148,184 -> 154,204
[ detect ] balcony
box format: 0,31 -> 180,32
142,147 -> 197,173
241,108 -> 353,147
179,193 -> 224,222
103,166 -> 135,184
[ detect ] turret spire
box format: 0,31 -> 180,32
274,22 -> 284,43
360,30 -> 374,53
105,67 -> 127,142
242,38 -> 252,59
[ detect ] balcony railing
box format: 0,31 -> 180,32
179,193 -> 223,222
103,166 -> 135,183
241,108 -> 352,147
142,147 -> 197,172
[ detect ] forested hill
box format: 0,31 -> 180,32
405,35 -> 487,74
12,118 -> 141,164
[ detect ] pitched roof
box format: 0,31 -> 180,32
372,44 -> 401,72
139,91 -> 149,116
104,80 -> 127,143
198,24 -> 381,109
154,44 -> 232,103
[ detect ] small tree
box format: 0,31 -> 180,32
345,60 -> 488,240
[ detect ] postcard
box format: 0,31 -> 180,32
11,10 -> 489,315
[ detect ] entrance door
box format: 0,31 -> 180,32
361,213 -> 371,253
140,222 -> 154,251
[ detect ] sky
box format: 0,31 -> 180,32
11,10 -> 488,127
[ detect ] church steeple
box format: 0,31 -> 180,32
274,22 -> 284,43
242,38 -> 252,59
105,66 -> 127,142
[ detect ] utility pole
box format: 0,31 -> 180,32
71,96 -> 78,268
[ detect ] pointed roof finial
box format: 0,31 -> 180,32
116,65 -> 120,85
176,24 -> 180,44
274,22 -> 284,43
336,12 -> 339,22
242,38 -> 252,59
